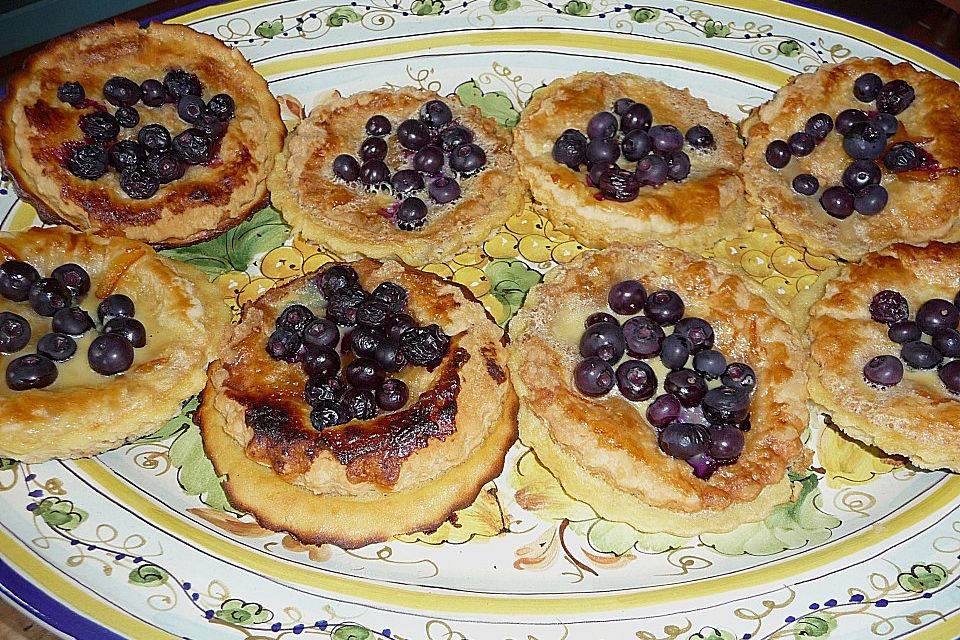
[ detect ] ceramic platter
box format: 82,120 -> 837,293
1,1 -> 959,638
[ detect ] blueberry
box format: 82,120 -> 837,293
303,319 -> 340,350
888,320 -> 921,344
440,125 -> 473,152
333,154 -> 361,182
177,94 -> 207,124
0,312 -> 30,353
365,114 -> 392,136
585,138 -> 620,165
371,282 -> 407,312
88,334 -> 135,375
876,79 -> 915,115
649,125 -> 684,154
163,69 -> 201,100
870,112 -> 899,136
139,79 -> 168,107
421,99 -> 453,128
853,72 -> 883,102
376,378 -> 409,411
842,159 -> 881,192
400,323 -> 450,365
646,393 -> 681,428
804,112 -> 834,140
428,176 -> 461,204
622,315 -> 664,358
595,166 -> 640,201
663,150 -> 691,182
397,119 -> 431,150
644,290 -> 684,326
658,422 -> 709,460
664,369 -> 707,407
788,131 -> 816,157
842,121 -> 887,161
579,321 -> 626,363
207,93 -> 236,121
916,298 -> 959,335
343,388 -> 378,421
693,349 -> 727,379
621,129 -> 652,162
373,338 -> 406,372
105,316 -> 147,348
587,111 -> 619,140
635,154 -> 669,187
0,260 -> 39,302
318,265 -> 358,297
119,166 -> 160,199
615,359 -> 657,401
685,125 -> 715,150
883,141 -> 922,172
820,186 -> 855,219
303,346 -> 341,378
608,280 -> 647,314
325,285 -> 367,326
97,293 -> 135,323
387,313 -> 417,341
57,81 -> 85,106
108,140 -> 146,172
939,360 -> 960,394
792,173 -> 820,196
620,102 -> 652,133
660,333 -> 691,370
304,377 -> 346,406
6,354 -> 58,390
552,129 -> 588,169
673,317 -> 715,352
310,400 -> 350,429
359,159 -> 390,187
103,76 -> 141,107
588,161 -> 617,188
391,169 -> 425,196
138,124 -> 172,153
835,108 -> 867,135
449,143 -> 487,174
37,332 -> 77,362
356,300 -> 392,328
276,304 -> 316,333
586,312 -> 618,328
172,128 -> 215,165
79,111 -> 119,143
764,140 -> 791,169
933,328 -> 960,357
114,106 -> 140,128
702,385 -> 751,424
413,145 -> 444,174
870,290 -> 909,324
613,97 -> 635,115
708,424 -> 745,461
346,357 -> 386,390
721,362 -> 756,393
854,184 -> 888,215
195,113 -> 227,140
29,278 -> 71,316
901,340 -> 942,370
396,196 -> 428,231
360,136 -> 388,161
67,145 -> 108,180
144,152 -> 185,184
574,356 -> 615,396
52,307 -> 94,336
266,326 -> 303,361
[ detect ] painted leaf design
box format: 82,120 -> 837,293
161,207 -> 290,277
397,485 -> 508,544
690,628 -> 737,640
818,420 -> 895,487
562,0 -> 591,16
778,39 -> 803,57
700,472 -> 841,555
631,8 -> 659,22
703,20 -> 732,37
490,0 -> 520,13
34,498 -> 86,530
214,598 -> 273,624
136,395 -> 198,444
412,0 -> 444,15
169,423 -> 242,514
254,19 -> 284,38
128,563 -> 169,587
454,80 -> 521,128
792,613 -> 837,638
577,517 -> 686,555
897,563 -> 948,593
0,458 -> 17,471
484,259 -> 542,323
332,623 -> 373,640
327,7 -> 362,27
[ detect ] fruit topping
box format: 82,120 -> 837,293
104,317 -> 147,348
804,113 -> 834,140
854,184 -> 888,216
318,264 -> 359,297
303,346 -> 341,379
644,290 -> 684,326
916,298 -> 959,335
172,128 -> 214,164
870,289 -> 909,324
876,79 -> 915,115
333,154 -> 361,182
397,118 -> 431,151
853,72 -> 883,102
888,320 -> 921,344
835,108 -> 867,136
449,143 -> 486,175
177,94 -> 206,124
574,356 -> 615,396
79,111 -> 120,142
52,306 -> 94,336
0,260 -> 40,302
37,332 -> 77,362
842,121 -> 887,160
658,422 -> 709,460
674,317 -> 715,352
819,186 -> 855,219
401,324 -> 450,366
97,294 -> 135,323
693,349 -> 727,379
119,166 -> 160,199
67,144 -> 108,180
595,166 -> 640,201
579,321 -> 626,362
88,333 -> 135,375
428,176 -> 461,204
376,378 -> 409,411
842,159 -> 881,191
939,360 -> 960,394
792,173 -> 820,196
685,125 -> 715,150
883,141 -> 922,172
51,263 -> 90,299
0,312 -> 30,354
310,400 -> 351,429
421,99 -> 453,128
359,159 -> 390,187
163,69 -> 201,100
6,354 -> 58,390
764,140 -> 791,168
366,114 -> 392,136
207,94 -> 236,121
29,278 -> 72,317
360,136 -> 388,162
901,340 -> 942,370
396,196 -> 428,230
659,333 -> 691,370
553,129 -> 589,169
108,140 -> 147,172
115,106 -> 140,128
57,81 -> 85,107
138,124 -> 172,153
145,152 -> 185,184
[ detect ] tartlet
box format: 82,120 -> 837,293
508,244 -> 809,536
0,226 -> 229,462
198,259 -> 518,548
741,58 -> 960,260
268,87 -> 524,266
512,72 -> 746,254
0,20 -> 285,248
807,242 -> 960,472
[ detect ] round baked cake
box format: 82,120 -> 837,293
508,244 -> 809,536
268,87 -> 524,266
0,226 -> 229,462
0,20 -> 285,247
198,259 -> 518,548
511,72 -> 746,254
807,242 -> 960,472
741,57 -> 960,260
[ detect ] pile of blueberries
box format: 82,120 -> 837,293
764,73 -> 923,218
57,69 -> 236,199
573,279 -> 756,479
331,99 -> 487,232
0,259 -> 148,390
264,265 -> 452,429
551,97 -> 716,202
863,289 -> 960,394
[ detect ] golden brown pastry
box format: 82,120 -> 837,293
508,244 -> 809,536
741,58 -> 960,261
512,72 -> 746,254
807,242 -> 960,472
0,226 -> 229,462
268,87 -> 524,266
0,20 -> 285,248
198,259 -> 518,548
